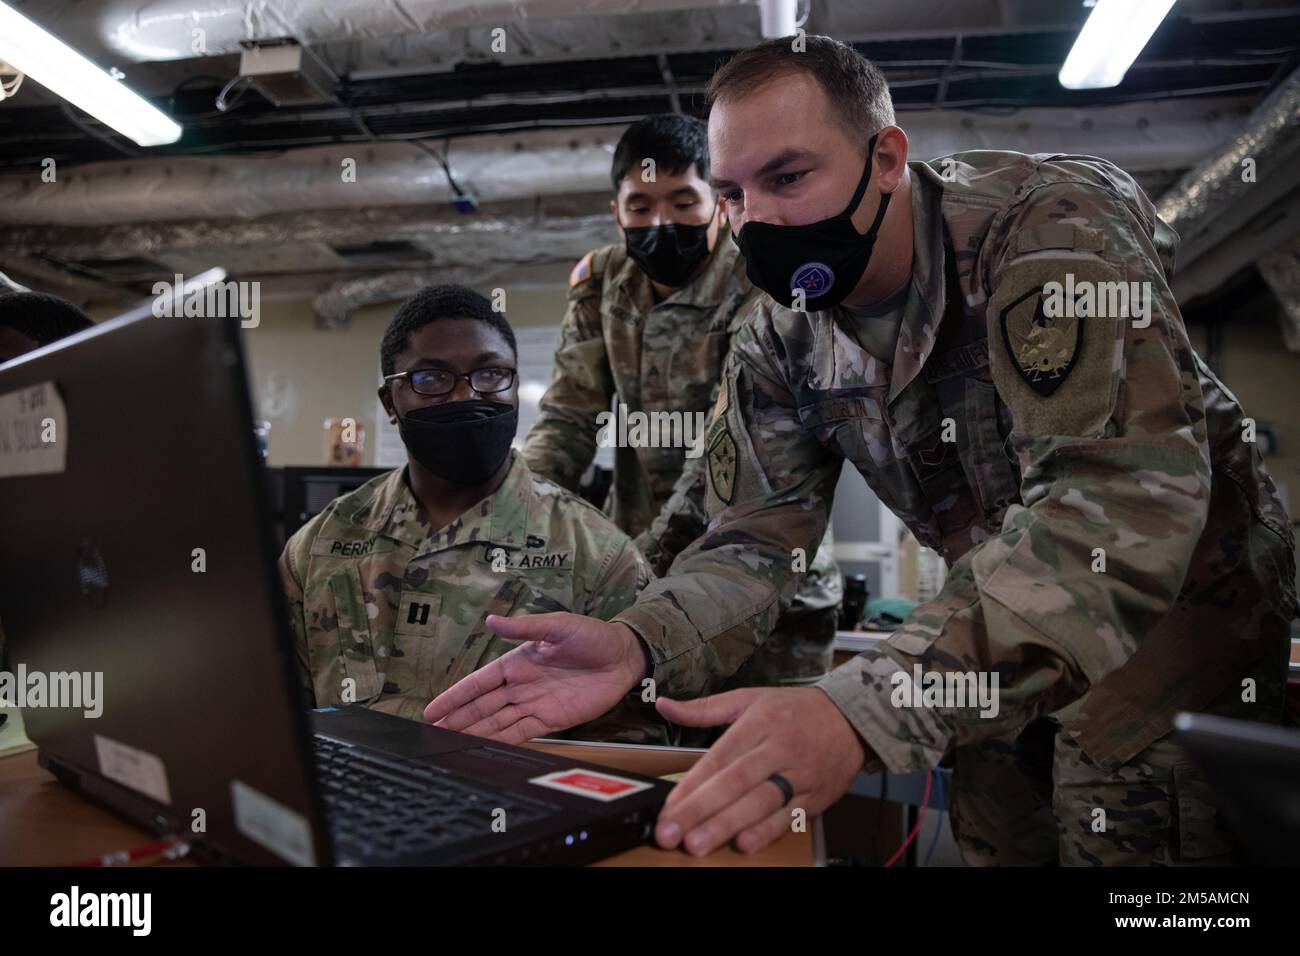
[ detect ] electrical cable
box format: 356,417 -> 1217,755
216,74 -> 254,112
57,101 -> 138,158
0,69 -> 22,102
409,138 -> 470,201
64,836 -> 190,867
882,769 -> 932,868
923,768 -> 945,866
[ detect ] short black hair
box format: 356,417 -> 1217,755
0,291 -> 94,344
380,284 -> 516,376
707,36 -> 895,148
611,113 -> 710,191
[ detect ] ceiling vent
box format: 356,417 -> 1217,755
329,240 -> 434,268
40,254 -> 171,284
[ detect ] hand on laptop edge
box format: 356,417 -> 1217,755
652,688 -> 871,856
423,613 -> 873,860
422,612 -> 645,743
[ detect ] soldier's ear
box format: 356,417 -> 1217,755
378,386 -> 396,422
874,126 -> 910,193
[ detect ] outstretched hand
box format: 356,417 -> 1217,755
423,612 -> 647,744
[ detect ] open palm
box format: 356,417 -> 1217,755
423,612 -> 645,743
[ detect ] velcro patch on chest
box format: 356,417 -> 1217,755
922,340 -> 989,384
800,394 -> 885,428
481,545 -> 575,571
310,537 -> 395,558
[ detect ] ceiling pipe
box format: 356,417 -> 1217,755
0,127 -> 623,226
0,98 -> 1253,228
1156,65 -> 1300,272
34,0 -> 747,63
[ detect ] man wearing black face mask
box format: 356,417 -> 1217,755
430,38 -> 1294,867
277,284 -> 670,743
523,114 -> 841,716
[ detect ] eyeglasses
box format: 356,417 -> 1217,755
384,366 -> 517,397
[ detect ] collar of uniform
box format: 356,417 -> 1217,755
808,164 -> 946,397
358,451 -> 535,555
885,161 -> 949,405
605,232 -> 745,316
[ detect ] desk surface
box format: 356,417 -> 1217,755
0,741 -> 814,868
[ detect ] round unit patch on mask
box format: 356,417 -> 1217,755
791,262 -> 835,299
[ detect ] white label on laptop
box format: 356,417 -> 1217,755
231,780 -> 316,866
94,734 -> 171,805
0,381 -> 67,478
528,768 -> 653,802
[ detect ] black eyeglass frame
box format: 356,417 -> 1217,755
383,367 -> 517,397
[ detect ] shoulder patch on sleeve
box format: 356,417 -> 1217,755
707,426 -> 738,506
569,250 -> 596,289
990,256 -> 1127,439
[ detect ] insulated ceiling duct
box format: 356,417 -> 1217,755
1156,65 -> 1300,269
0,99 -> 1253,228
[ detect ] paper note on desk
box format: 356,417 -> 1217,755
0,709 -> 35,758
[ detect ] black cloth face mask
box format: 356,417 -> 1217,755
623,222 -> 713,288
397,399 -> 517,485
732,133 -> 892,310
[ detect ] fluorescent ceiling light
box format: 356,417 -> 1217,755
1059,0 -> 1178,90
0,1 -> 181,146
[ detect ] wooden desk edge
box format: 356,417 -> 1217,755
0,741 -> 815,868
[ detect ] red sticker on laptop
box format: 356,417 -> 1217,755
528,768 -> 653,802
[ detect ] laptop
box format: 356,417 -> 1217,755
0,312 -> 671,866
1174,711 -> 1300,866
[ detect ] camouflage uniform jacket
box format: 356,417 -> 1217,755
279,452 -> 672,743
522,235 -> 841,684
523,237 -> 754,539
614,152 -> 1297,772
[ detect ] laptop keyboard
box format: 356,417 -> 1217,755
312,735 -> 557,861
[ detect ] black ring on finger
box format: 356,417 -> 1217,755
767,772 -> 795,807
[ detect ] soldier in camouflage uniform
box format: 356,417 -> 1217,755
522,115 -> 841,711
427,39 -> 1296,865
279,284 -> 669,744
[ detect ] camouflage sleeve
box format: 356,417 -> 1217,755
569,532 -> 673,745
818,180 -> 1213,774
634,294 -> 759,575
634,427 -> 713,577
613,318 -> 841,698
520,266 -> 611,493
277,528 -> 318,709
582,530 -> 651,622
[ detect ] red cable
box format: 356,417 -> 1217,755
63,837 -> 189,868
882,769 -> 933,868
